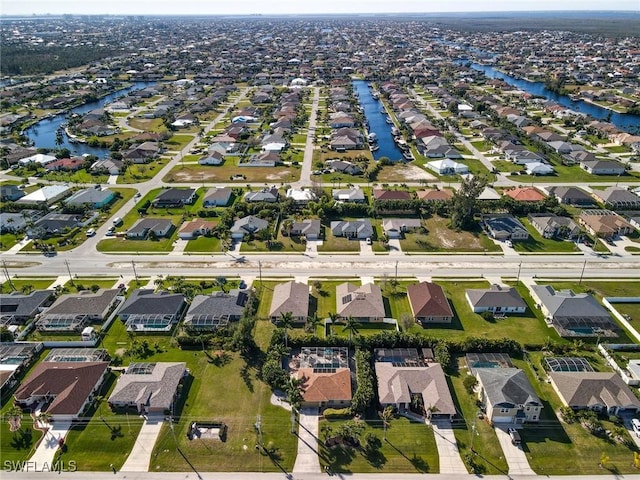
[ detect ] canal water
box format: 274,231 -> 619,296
468,63 -> 640,133
24,81 -> 154,157
353,80 -> 405,162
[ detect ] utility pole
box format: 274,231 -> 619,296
255,415 -> 263,449
258,260 -> 263,286
131,260 -> 138,283
579,259 -> 587,285
516,262 -> 522,284
395,260 -> 398,283
64,259 -> 74,286
2,260 -> 15,291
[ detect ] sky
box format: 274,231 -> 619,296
1,0 -> 638,16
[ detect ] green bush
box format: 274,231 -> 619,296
323,408 -> 352,419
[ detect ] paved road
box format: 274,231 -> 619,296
294,87 -> 320,187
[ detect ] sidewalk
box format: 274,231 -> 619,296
292,408 -> 321,473
431,420 -> 468,474
28,421 -> 72,469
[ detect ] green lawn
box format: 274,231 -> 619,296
54,372 -> 145,471
0,419 -> 42,465
513,218 -> 580,253
150,352 -> 297,472
165,134 -> 195,151
400,217 -> 501,253
0,232 -> 21,252
317,231 -> 361,253
97,234 -> 177,253
42,169 -> 108,185
1,278 -> 56,293
403,281 -> 562,345
449,357 -> 507,475
319,416 -> 439,473
513,354 -> 639,475
184,235 -> 223,254
117,159 -> 168,184
63,278 -> 119,290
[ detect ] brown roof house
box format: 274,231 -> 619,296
549,371 -> 640,416
407,282 -> 454,324
336,282 -> 385,322
375,356 -> 456,420
14,361 -> 109,420
578,210 -> 635,238
290,346 -> 352,409
503,187 -> 546,202
269,281 -> 309,323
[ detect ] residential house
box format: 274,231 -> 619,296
546,186 -> 595,206
0,185 -> 25,202
17,185 -> 71,205
127,218 -> 174,239
17,153 -> 56,166
119,289 -> 186,332
592,187 -> 640,209
581,159 -> 626,175
527,214 -> 581,239
269,281 -> 309,323
152,188 -> 197,208
578,210 -> 634,238
375,358 -> 455,419
202,187 -> 232,207
336,282 -> 385,322
91,158 -> 123,175
0,290 -> 53,325
27,213 -> 82,238
482,215 -> 530,241
178,219 -> 217,240
465,285 -> 527,314
0,212 -> 28,233
503,187 -> 546,202
417,189 -> 454,202
198,151 -> 225,165
332,187 -> 365,203
426,159 -> 469,175
474,367 -> 542,423
123,142 -> 160,164
286,188 -> 317,204
374,189 -> 412,201
37,289 -> 120,332
44,157 -> 85,172
14,361 -> 109,420
382,218 -> 421,239
184,290 -> 249,330
231,215 -> 269,239
407,282 -> 454,324
525,162 -> 554,176
64,187 -> 115,209
108,362 -> 187,414
326,160 -> 362,176
290,219 -> 321,240
330,219 -> 374,240
244,188 -> 279,203
292,351 -> 352,408
549,372 -> 640,415
530,285 -> 619,337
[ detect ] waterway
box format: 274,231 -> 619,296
468,63 -> 640,133
353,80 -> 405,162
24,81 -> 154,157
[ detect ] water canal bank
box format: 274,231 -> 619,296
353,80 -> 405,162
24,81 -> 155,157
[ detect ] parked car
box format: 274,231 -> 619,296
86,228 -> 96,237
632,419 -> 640,437
365,237 -> 372,245
507,427 -> 521,445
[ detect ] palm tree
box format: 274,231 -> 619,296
7,405 -> 23,432
379,405 -> 394,441
305,312 -> 321,334
342,316 -> 360,342
425,405 -> 440,421
278,311 -> 294,348
36,411 -> 52,427
285,376 -> 305,411
328,312 -> 340,338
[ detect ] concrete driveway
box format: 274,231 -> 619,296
292,407 -> 321,473
120,414 -> 164,472
29,421 -> 71,469
494,426 -> 536,475
431,420 -> 468,473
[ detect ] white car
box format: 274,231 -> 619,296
86,228 -> 96,237
506,240 -> 513,248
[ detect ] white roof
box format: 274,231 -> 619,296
18,153 -> 57,165
286,188 -> 316,202
18,185 -> 70,203
478,187 -> 502,201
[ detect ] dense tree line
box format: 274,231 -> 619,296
1,45 -> 120,76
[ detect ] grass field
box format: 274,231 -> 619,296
513,218 -> 580,253
400,216 -> 501,253
318,416 -> 439,473
317,231 -> 361,253
1,278 -> 56,293
163,163 -> 299,184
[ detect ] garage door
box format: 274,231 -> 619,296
492,416 -> 512,423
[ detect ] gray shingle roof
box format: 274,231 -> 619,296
532,285 -> 611,320
186,290 -> 248,318
476,368 -> 541,408
269,281 -> 309,319
549,371 -> 640,410
119,289 -> 185,317
466,285 -> 527,310
43,289 -> 119,317
0,290 -> 53,320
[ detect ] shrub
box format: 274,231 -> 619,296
323,408 -> 352,420
463,375 -> 478,394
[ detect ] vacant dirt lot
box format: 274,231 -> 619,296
164,164 -> 299,183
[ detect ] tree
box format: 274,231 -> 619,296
379,405 -> 394,441
463,375 -> 478,394
285,376 -> 305,410
8,405 -> 23,432
305,312 -> 321,334
342,316 -> 360,342
36,411 -> 52,427
278,312 -> 294,348
450,175 -> 487,231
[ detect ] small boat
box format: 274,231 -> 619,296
372,92 -> 380,100
386,117 -> 393,124
370,144 -> 379,152
367,132 -> 378,143
403,151 -> 414,161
